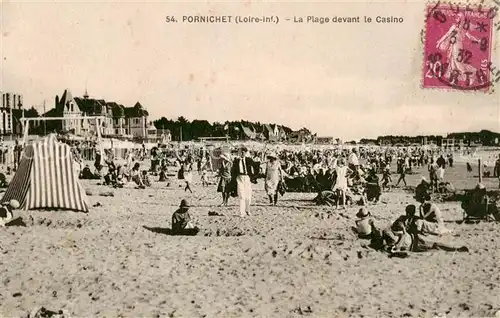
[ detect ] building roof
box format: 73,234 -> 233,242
240,124 -> 256,139
124,102 -> 149,117
55,89 -> 73,112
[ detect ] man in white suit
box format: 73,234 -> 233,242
231,146 -> 255,217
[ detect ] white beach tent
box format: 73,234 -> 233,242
0,134 -> 89,212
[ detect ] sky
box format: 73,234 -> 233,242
1,0 -> 499,140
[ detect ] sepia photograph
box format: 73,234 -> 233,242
1,0 -> 500,317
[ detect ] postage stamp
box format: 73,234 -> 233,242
422,2 -> 496,92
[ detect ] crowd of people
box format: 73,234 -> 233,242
2,139 -> 499,257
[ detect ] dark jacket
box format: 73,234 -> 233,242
231,157 -> 255,179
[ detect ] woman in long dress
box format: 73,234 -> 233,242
265,153 -> 283,206
217,153 -> 233,206
332,158 -> 353,209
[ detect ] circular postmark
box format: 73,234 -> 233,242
422,1 -> 498,92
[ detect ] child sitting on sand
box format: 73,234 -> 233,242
171,199 -> 199,235
355,207 -> 375,239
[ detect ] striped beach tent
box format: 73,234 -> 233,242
1,135 -> 89,212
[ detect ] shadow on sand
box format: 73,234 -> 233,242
142,225 -> 199,236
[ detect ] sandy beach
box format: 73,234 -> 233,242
1,162 -> 500,318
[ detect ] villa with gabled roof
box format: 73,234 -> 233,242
50,89 -> 150,138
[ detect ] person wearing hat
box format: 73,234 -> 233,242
0,199 -> 20,227
355,207 -> 375,238
171,199 -> 199,235
231,146 -> 255,217
265,152 -> 284,206
217,153 -> 233,206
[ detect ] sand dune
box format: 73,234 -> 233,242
1,164 -> 500,317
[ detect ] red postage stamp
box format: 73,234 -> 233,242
422,2 -> 496,92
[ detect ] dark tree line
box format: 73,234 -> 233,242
153,117 -> 294,141
357,130 -> 500,146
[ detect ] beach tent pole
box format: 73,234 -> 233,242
22,118 -> 30,146
479,158 -> 482,184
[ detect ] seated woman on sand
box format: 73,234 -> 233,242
130,162 -> 146,189
415,194 -> 451,235
171,199 -> 199,235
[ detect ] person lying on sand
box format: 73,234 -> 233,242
371,205 -> 468,254
355,207 -> 376,239
171,199 -> 199,235
0,199 -> 20,227
415,194 -> 451,235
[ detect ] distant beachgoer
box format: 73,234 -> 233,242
436,155 -> 446,180
381,164 -> 392,190
183,160 -> 194,193
264,153 -> 283,206
332,158 -> 352,209
395,163 -> 407,187
13,140 -> 22,171
171,199 -> 199,235
365,169 -> 381,203
428,160 -> 439,192
200,169 -> 209,187
94,149 -> 103,174
217,153 -> 233,207
466,162 -> 473,174
348,148 -> 360,177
